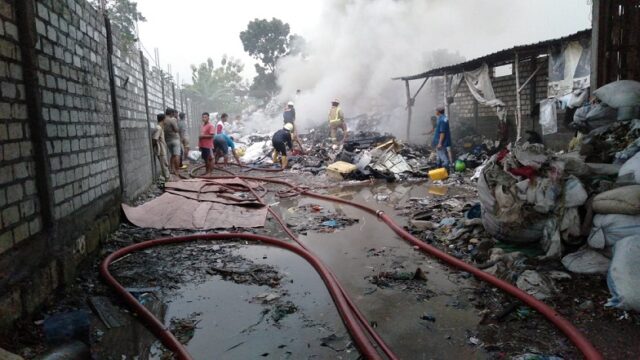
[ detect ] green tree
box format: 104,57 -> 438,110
240,18 -> 305,99
91,0 -> 145,50
183,56 -> 248,114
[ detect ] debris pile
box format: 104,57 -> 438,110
476,79 -> 640,311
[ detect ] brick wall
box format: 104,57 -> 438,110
0,0 -> 200,332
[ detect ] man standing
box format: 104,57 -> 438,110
213,133 -> 241,166
199,112 -> 215,174
216,113 -> 229,135
283,101 -> 304,152
178,112 -> 189,168
152,113 -> 170,181
328,99 -> 348,144
163,108 -> 181,174
432,106 -> 452,169
272,123 -> 294,169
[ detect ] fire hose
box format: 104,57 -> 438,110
100,165 -> 603,359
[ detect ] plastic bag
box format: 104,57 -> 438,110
593,80 -> 640,108
606,235 -> 640,311
187,150 -> 201,162
561,248 -> 610,274
588,214 -> 640,249
539,99 -> 558,135
563,176 -> 588,207
617,151 -> 640,185
613,138 -> 640,165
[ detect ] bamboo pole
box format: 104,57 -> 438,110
405,80 -> 412,141
514,52 -> 522,141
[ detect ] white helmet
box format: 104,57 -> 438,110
284,123 -> 294,132
287,101 -> 294,106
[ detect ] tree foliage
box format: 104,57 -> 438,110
91,0 -> 145,50
239,18 -> 305,99
183,56 -> 248,113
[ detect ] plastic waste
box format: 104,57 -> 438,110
617,151 -> 640,185
187,150 -> 201,162
563,176 -> 588,207
454,160 -> 466,172
588,214 -> 640,249
428,167 -> 448,181
321,220 -> 338,228
613,138 -> 640,165
539,98 -> 558,135
593,79 -> 640,108
42,310 -> 90,345
465,203 -> 481,219
561,248 -> 611,274
512,353 -> 564,360
606,235 -> 640,311
516,270 -> 557,300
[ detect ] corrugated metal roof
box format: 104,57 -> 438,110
394,29 -> 592,81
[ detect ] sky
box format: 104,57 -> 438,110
135,0 -> 323,85
135,0 -> 591,85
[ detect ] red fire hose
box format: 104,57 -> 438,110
204,172 -> 604,360
101,166 -> 603,359
100,233 -> 384,360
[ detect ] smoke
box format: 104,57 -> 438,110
273,0 -> 513,141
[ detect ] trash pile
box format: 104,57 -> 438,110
478,79 -> 640,312
237,120 -> 435,180
454,134 -> 497,169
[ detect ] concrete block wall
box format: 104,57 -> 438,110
0,0 -> 199,332
112,30 -> 153,200
0,0 -> 43,266
35,0 -> 120,221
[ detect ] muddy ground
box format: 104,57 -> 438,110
2,167 -> 639,359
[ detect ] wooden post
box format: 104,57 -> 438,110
404,80 -> 412,141
514,52 -> 522,141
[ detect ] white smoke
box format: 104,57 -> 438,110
274,0 -> 478,142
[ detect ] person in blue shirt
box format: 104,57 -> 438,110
432,106 -> 452,168
213,133 -> 241,166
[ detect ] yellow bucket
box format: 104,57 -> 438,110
428,167 -> 449,181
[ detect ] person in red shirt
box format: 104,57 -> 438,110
199,112 -> 215,174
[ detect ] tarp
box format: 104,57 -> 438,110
463,63 -> 506,108
122,178 -> 268,229
548,39 -> 591,97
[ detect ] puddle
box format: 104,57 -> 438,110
104,180 -> 486,359
149,245 -> 355,359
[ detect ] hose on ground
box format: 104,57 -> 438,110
100,233 -> 384,360
102,163 -> 603,359
196,172 -> 604,360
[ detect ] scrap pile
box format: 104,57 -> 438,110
238,117 -> 434,180
478,79 -> 640,312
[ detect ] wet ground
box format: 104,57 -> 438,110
3,169 -> 640,359
98,179 -> 488,359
